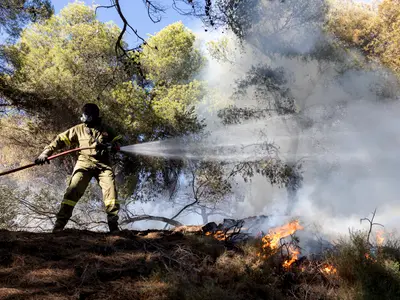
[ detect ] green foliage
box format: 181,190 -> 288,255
0,3 -> 207,211
204,0 -> 261,41
112,79 -> 206,141
152,81 -> 205,126
326,0 -> 378,50
207,37 -> 238,63
327,0 -> 400,76
193,161 -> 233,204
2,3 -> 205,144
0,0 -> 53,39
331,230 -> 400,299
141,22 -> 204,84
6,2 -> 124,121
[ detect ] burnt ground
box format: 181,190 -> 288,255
0,229 -> 227,300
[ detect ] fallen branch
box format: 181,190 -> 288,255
120,214 -> 183,227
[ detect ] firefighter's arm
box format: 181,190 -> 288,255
46,126 -> 78,154
95,126 -> 123,155
35,127 -> 78,165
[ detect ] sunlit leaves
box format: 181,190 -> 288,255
327,0 -> 400,76
141,22 -> 204,84
11,2 -> 122,113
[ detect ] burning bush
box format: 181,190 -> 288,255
329,230 -> 400,299
202,217 -> 400,299
257,220 -> 303,268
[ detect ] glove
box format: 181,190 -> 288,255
95,143 -> 109,156
35,151 -> 50,165
110,143 -> 120,154
96,142 -> 120,155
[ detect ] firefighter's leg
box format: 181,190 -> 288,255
53,166 -> 93,232
97,168 -> 120,232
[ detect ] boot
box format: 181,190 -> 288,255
108,221 -> 120,233
107,218 -> 120,233
107,214 -> 120,233
53,204 -> 73,233
52,220 -> 65,233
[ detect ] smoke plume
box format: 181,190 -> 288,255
193,0 -> 400,240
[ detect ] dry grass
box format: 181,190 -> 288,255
0,229 -> 399,299
21,268 -> 74,286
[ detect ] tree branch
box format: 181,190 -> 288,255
167,166 -> 199,224
143,0 -> 165,23
360,208 -> 384,245
95,4 -> 116,15
113,0 -> 148,59
119,214 -> 183,227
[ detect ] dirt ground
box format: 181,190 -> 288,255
0,229 -> 227,300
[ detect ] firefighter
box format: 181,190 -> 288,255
35,103 -> 122,233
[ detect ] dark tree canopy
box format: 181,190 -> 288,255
0,0 -> 53,38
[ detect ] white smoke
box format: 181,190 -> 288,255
191,0 -> 400,241
121,0 -> 399,243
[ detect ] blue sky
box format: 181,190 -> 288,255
51,0 -> 376,47
51,0 -> 201,47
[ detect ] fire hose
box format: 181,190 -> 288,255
0,147 -> 97,177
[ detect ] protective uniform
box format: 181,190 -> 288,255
37,104 -> 122,233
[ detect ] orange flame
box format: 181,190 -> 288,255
259,220 -> 304,267
206,230 -> 226,241
364,252 -> 377,262
261,220 -> 304,251
376,230 -> 384,246
321,264 -> 337,274
283,247 -> 300,268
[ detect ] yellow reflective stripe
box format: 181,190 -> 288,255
111,135 -> 122,143
60,134 -> 71,147
62,199 -> 77,207
104,199 -> 120,206
108,211 -> 119,216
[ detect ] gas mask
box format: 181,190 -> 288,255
80,103 -> 100,125
80,113 -> 93,124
